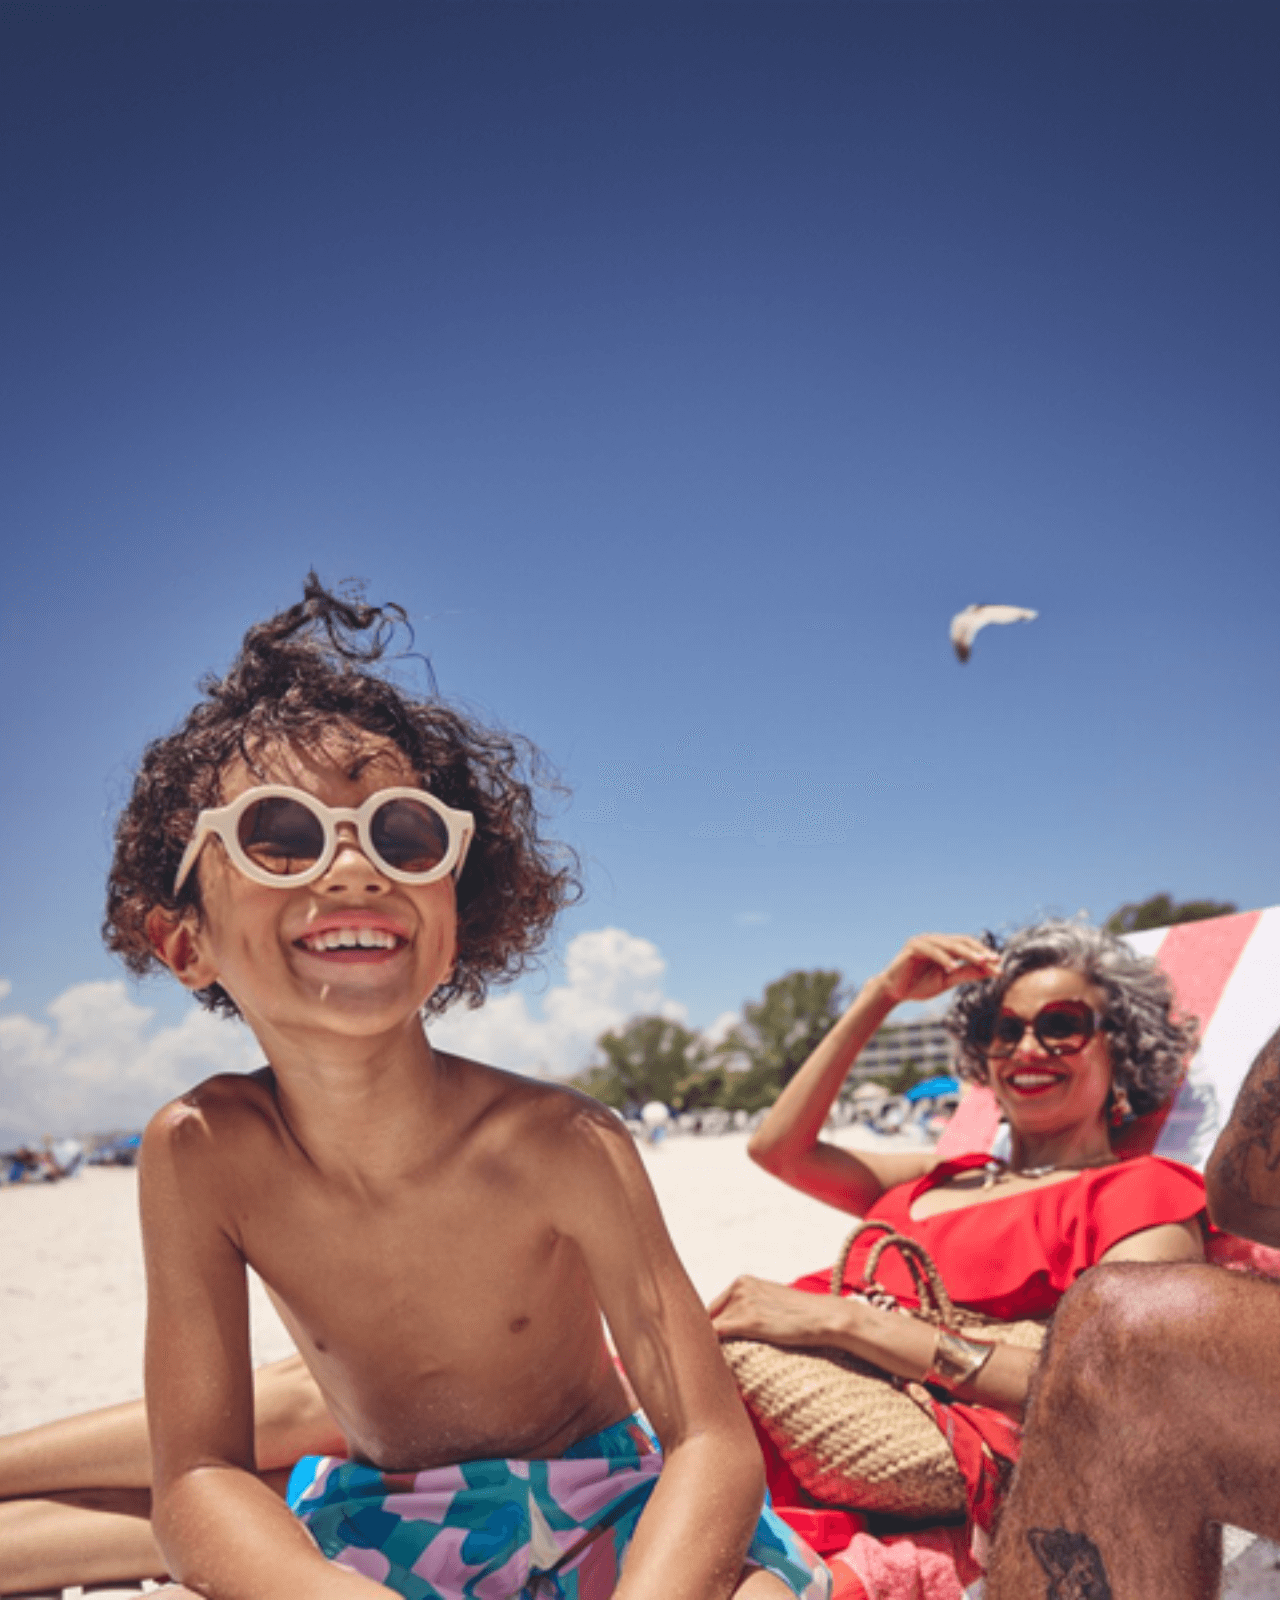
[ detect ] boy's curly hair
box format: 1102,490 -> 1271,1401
104,574 -> 580,1018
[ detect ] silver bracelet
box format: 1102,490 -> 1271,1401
922,1327 -> 996,1393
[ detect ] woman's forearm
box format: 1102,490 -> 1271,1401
820,1297 -> 1037,1419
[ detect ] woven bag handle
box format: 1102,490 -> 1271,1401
828,1217 -> 898,1296
864,1232 -> 957,1324
828,1218 -> 959,1324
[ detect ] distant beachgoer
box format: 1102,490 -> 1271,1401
0,577 -> 827,1600
4,1146 -> 56,1183
986,1021 -> 1280,1600
709,926 -> 1206,1597
642,1099 -> 672,1147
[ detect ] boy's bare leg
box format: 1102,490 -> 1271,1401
988,1262 -> 1280,1600
0,1401 -> 155,1498
0,1470 -> 294,1595
0,1357 -> 334,1595
0,1397 -> 164,1594
0,1489 -> 163,1594
0,1354 -> 336,1499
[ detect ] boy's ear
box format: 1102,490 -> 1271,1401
145,907 -> 220,992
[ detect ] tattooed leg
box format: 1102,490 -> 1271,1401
1027,1528 -> 1112,1600
988,1262 -> 1280,1600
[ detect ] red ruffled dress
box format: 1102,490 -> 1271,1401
758,1153 -> 1206,1593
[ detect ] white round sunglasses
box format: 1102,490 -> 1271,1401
173,785 -> 475,895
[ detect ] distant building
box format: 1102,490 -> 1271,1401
852,1016 -> 953,1082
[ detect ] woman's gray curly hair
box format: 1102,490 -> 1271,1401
945,920 -> 1198,1120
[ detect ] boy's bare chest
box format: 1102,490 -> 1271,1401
237,1169 -> 620,1469
242,1164 -> 573,1346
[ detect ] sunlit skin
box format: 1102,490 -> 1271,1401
137,730 -> 784,1600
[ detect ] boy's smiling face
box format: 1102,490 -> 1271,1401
158,729 -> 458,1046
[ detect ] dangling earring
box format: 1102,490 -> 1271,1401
1108,1086 -> 1133,1127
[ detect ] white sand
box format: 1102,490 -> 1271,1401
0,1126 -> 902,1434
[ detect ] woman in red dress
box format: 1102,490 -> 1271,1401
709,925 -> 1207,1598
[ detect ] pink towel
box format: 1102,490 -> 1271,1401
827,1525 -> 983,1600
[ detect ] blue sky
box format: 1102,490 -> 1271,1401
2,2 -> 1277,1138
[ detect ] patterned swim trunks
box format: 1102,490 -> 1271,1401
288,1412 -> 831,1599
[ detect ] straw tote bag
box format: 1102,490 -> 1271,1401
721,1219 -> 1046,1520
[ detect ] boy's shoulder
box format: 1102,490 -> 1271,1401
141,1066 -> 282,1159
432,1055 -> 658,1222
440,1051 -> 639,1160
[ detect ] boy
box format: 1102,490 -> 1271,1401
106,578 -> 828,1600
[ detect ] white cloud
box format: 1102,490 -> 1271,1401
0,981 -> 260,1145
429,928 -> 687,1078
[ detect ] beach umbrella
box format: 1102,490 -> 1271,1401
949,604 -> 1038,663
904,1075 -> 960,1102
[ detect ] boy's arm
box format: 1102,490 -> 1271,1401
140,1101 -> 381,1599
558,1105 -> 769,1600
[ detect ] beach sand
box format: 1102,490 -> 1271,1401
3,1129 -> 1276,1597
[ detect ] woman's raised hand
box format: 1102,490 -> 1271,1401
877,934 -> 1000,1006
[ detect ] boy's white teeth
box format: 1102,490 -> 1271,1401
304,928 -> 399,951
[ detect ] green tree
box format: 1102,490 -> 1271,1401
1104,894 -> 1237,935
714,969 -> 846,1115
671,1061 -> 730,1112
572,1016 -> 706,1112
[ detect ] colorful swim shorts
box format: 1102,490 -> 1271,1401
288,1412 -> 831,1599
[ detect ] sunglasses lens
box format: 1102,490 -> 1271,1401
1036,1005 -> 1094,1054
987,1016 -> 1026,1056
238,797 -> 326,877
370,798 -> 450,875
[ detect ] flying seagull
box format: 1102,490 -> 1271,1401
949,603 -> 1038,663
